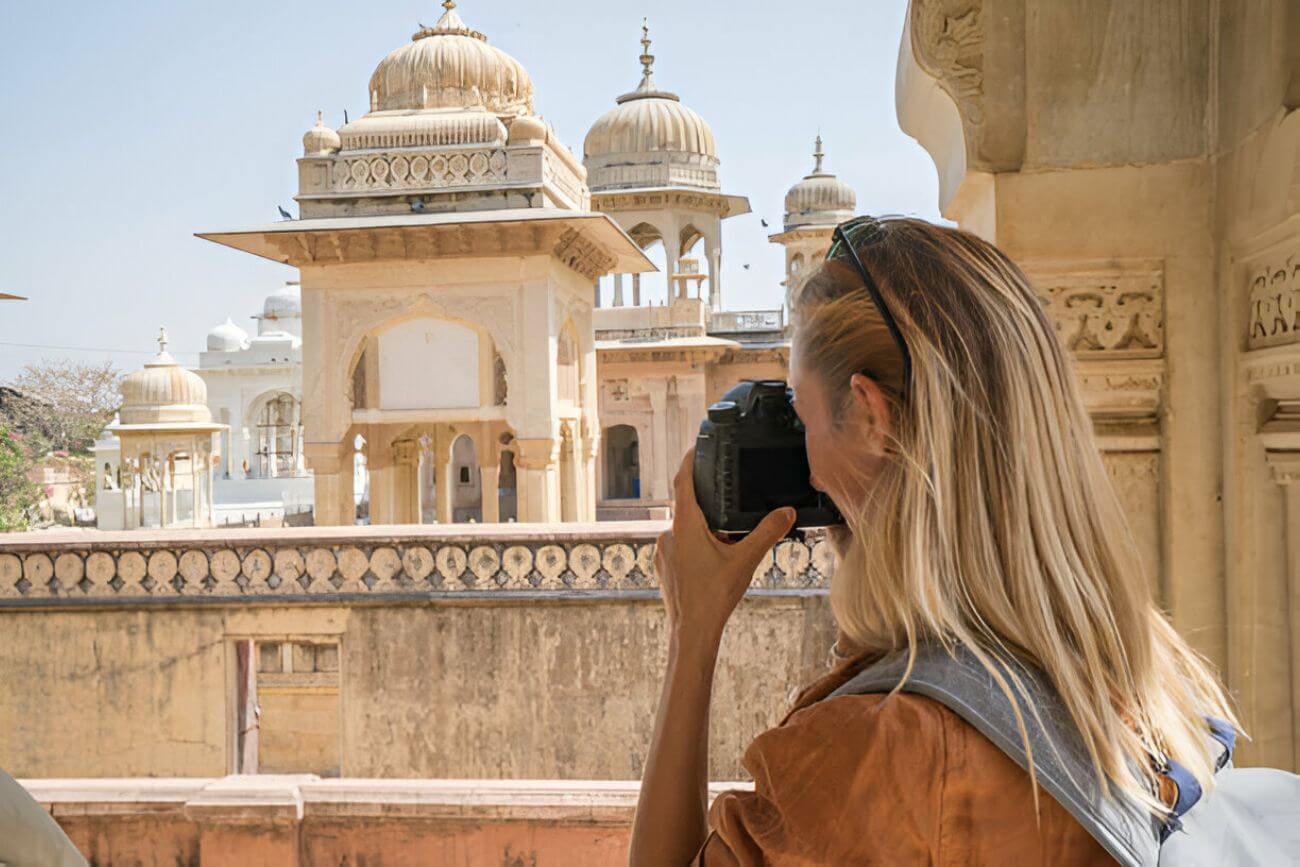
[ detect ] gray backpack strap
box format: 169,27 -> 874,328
828,643 -> 1161,867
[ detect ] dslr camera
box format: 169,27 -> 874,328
693,380 -> 844,535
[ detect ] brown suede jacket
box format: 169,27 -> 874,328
692,650 -> 1116,866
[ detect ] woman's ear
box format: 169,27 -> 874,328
848,373 -> 891,452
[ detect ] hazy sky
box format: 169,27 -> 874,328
0,0 -> 941,380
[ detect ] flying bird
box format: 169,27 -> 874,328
760,218 -> 769,227
743,264 -> 751,270
277,205 -> 293,220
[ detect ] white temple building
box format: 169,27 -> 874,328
197,281 -> 314,525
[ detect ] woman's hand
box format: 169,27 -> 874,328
655,448 -> 797,645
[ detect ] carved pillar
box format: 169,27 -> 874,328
647,380 -> 670,501
515,437 -> 557,522
1267,450 -> 1300,771
581,423 -> 599,521
559,423 -> 579,523
435,427 -> 454,525
392,438 -> 420,525
632,273 -> 642,306
613,273 -> 625,307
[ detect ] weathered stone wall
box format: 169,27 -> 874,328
0,524 -> 836,780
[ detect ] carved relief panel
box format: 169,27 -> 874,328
1247,252 -> 1300,350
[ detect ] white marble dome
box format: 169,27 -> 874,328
262,282 -> 301,322
120,332 -> 213,426
583,24 -> 719,193
367,1 -> 533,116
783,136 -> 857,229
302,112 -> 341,155
206,318 -> 249,352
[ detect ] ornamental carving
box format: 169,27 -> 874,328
552,228 -> 618,281
329,148 -> 507,193
0,533 -> 831,601
911,0 -> 985,126
1247,253 -> 1300,350
1031,269 -> 1164,359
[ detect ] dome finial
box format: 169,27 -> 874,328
813,133 -> 825,174
637,17 -> 656,91
157,326 -> 168,355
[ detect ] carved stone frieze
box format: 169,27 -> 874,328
911,0 -> 985,126
328,148 -> 508,194
593,190 -> 733,216
1028,266 -> 1164,360
1247,252 -> 1300,350
267,222 -> 562,266
552,228 -> 618,281
0,533 -> 833,603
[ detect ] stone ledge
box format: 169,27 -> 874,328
0,523 -> 833,604
23,776 -> 753,824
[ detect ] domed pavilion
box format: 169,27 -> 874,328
198,1 -> 651,527
584,20 -> 749,311
768,135 -> 858,312
107,329 -> 227,529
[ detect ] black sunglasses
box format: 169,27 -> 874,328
825,216 -> 913,398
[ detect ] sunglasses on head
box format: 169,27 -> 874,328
825,216 -> 913,399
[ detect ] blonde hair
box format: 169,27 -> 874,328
793,216 -> 1236,815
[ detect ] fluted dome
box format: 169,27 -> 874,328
120,330 -> 213,426
584,23 -> 719,192
367,1 -> 533,116
206,318 -> 249,352
783,136 -> 856,229
303,111 -> 341,155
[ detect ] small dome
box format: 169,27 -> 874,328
507,114 -> 547,145
784,136 -> 856,229
262,282 -> 301,322
583,22 -> 718,193
367,1 -> 533,116
303,111 -> 341,155
120,330 -> 212,426
207,318 -> 249,352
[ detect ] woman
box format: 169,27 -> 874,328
629,217 -> 1237,865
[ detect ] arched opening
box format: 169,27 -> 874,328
603,425 -> 640,499
450,433 -> 481,522
678,227 -> 710,302
254,392 -> 299,479
498,450 -> 518,522
627,222 -> 669,306
353,433 -> 370,525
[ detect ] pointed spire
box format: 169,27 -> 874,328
415,0 -> 484,42
637,18 -> 656,92
157,326 -> 168,355
813,134 -> 825,174
443,0 -> 455,9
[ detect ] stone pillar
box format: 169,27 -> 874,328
559,425 -> 578,523
632,273 -> 642,306
480,463 -> 500,523
191,444 -> 200,529
306,443 -> 352,526
435,429 -> 454,525
593,280 -> 601,309
392,439 -> 420,525
581,428 -> 599,521
646,379 -> 670,501
613,273 -> 625,307
515,437 -> 557,522
1268,450 -> 1300,771
207,453 -> 216,527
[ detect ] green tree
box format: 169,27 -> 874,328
0,426 -> 39,531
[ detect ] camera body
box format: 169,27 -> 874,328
693,380 -> 844,535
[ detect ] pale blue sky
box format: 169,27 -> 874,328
0,0 -> 940,380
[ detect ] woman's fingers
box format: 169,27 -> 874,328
737,507 -> 797,561
671,448 -> 710,536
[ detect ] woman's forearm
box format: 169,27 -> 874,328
629,627 -> 722,867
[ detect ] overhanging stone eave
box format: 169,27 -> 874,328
196,209 -> 656,274
591,187 -> 751,219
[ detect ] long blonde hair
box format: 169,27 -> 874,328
793,216 -> 1236,814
